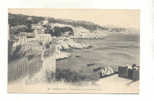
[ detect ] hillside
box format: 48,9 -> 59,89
8,13 -> 138,38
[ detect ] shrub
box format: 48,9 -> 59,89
55,68 -> 87,82
10,25 -> 28,35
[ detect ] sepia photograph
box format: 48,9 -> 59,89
8,9 -> 140,93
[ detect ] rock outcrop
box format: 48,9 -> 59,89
56,37 -> 91,50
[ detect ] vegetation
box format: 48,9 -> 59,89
55,68 -> 88,82
8,14 -> 44,27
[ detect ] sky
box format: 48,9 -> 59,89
8,9 -> 139,29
